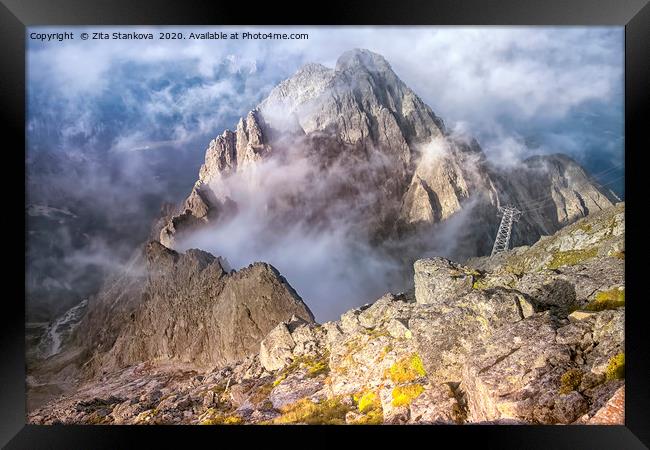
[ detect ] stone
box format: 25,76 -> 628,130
414,258 -> 474,306
269,372 -> 325,410
259,323 -> 296,372
28,173 -> 625,426
408,383 -> 459,424
584,386 -> 624,425
462,312 -> 576,424
387,319 -> 412,340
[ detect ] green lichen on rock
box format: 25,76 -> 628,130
274,351 -> 331,382
386,353 -> 426,383
503,259 -> 528,277
361,327 -> 391,338
605,353 -> 625,380
272,396 -> 353,424
391,384 -> 424,407
273,373 -> 287,387
306,358 -> 329,377
471,273 -> 489,290
85,410 -> 113,425
134,408 -> 161,425
576,222 -> 593,233
547,248 -> 598,269
559,369 -> 583,394
585,288 -> 625,311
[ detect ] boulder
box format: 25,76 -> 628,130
414,258 -> 474,306
259,323 -> 296,372
461,312 -> 582,424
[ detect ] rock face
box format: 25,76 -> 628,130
160,49 -> 617,260
34,241 -> 314,389
30,203 -> 625,425
413,258 -> 474,305
97,242 -> 314,373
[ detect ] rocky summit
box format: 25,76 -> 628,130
29,202 -> 625,425
159,49 -> 617,260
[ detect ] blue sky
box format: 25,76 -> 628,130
27,26 -> 624,196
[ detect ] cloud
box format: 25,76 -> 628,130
28,26 -> 624,166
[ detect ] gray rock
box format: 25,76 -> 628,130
269,372 -> 325,410
462,312 -> 577,424
74,242 -> 314,378
414,258 -> 474,306
410,289 -> 523,380
259,323 -> 296,372
386,319 -> 412,340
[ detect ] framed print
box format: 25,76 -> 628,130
2,0 -> 648,447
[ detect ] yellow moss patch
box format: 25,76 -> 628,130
386,354 -> 426,384
357,391 -> 380,413
353,409 -> 384,425
274,351 -> 331,383
199,407 -> 244,425
349,390 -> 384,424
547,248 -> 598,269
559,369 -> 583,394
610,251 -> 625,259
605,353 -> 625,380
134,409 -> 160,425
273,373 -> 287,387
391,384 -> 424,407
585,288 -> 625,311
306,358 -> 329,378
472,279 -> 489,290
200,414 -> 243,425
272,396 -> 352,425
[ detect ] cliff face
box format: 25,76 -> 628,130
29,202 -> 625,425
159,49 -> 616,260
30,241 -> 314,393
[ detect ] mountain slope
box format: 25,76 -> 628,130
29,202 -> 625,425
159,49 -> 617,261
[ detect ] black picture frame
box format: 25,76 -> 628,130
2,0 -> 648,448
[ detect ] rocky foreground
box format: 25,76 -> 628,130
28,202 -> 625,425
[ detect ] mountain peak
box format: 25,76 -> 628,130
335,48 -> 393,74
161,49 -> 614,259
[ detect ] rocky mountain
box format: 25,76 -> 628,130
28,202 -> 625,425
27,241 -> 314,410
159,49 -> 617,260
26,49 -> 623,425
